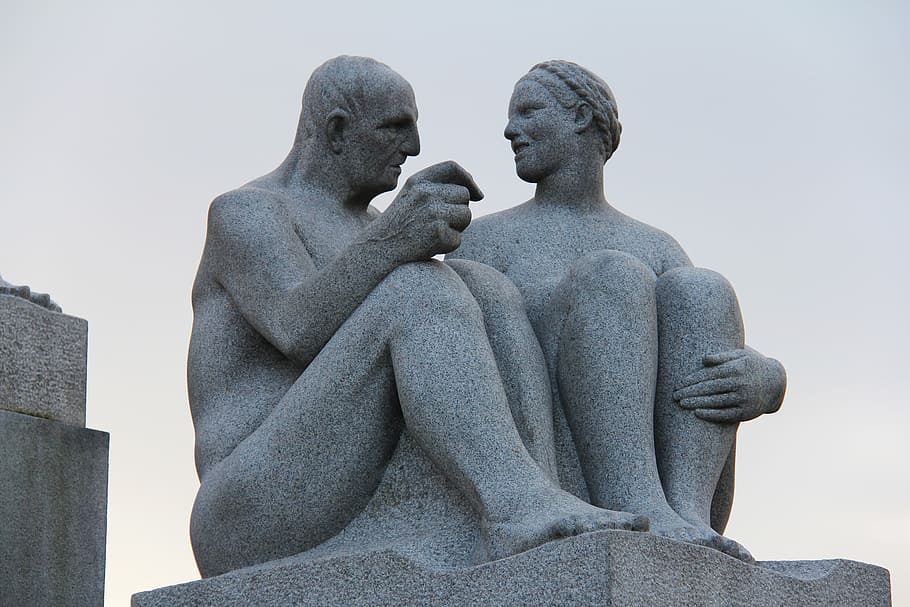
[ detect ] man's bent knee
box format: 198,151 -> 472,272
375,261 -> 481,322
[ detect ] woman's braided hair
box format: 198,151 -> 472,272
526,60 -> 622,162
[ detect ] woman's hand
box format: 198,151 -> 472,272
673,349 -> 786,423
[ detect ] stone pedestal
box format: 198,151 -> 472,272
131,530 -> 891,607
0,294 -> 88,426
0,295 -> 108,607
0,411 -> 109,607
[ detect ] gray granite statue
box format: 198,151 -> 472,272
137,56 -> 892,607
0,273 -> 62,312
187,56 -> 647,578
449,60 -> 787,561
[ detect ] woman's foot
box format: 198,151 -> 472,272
474,486 -> 649,563
647,509 -> 753,562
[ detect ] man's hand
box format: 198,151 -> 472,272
672,349 -> 786,423
366,161 -> 483,262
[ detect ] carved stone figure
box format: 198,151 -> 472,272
0,273 -> 62,312
187,56 -> 646,578
136,56 -> 892,607
450,60 -> 787,560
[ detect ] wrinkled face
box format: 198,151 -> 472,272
345,74 -> 420,199
504,77 -> 576,184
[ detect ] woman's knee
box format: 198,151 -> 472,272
656,267 -> 738,317
446,259 -> 525,314
656,267 -> 744,344
562,249 -> 656,301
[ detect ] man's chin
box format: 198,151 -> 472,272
515,165 -> 542,184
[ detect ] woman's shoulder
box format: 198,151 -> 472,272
609,209 -> 692,273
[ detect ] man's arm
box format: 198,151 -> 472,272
207,162 -> 481,368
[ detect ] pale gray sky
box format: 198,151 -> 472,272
2,1 -> 908,604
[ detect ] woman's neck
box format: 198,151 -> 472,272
533,160 -> 608,211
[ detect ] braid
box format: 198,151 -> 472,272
530,60 -> 622,161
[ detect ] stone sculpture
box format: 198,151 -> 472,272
186,55 -> 646,579
0,272 -> 62,312
134,55 -> 892,607
449,60 -> 787,560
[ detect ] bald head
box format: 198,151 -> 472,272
288,56 -> 420,203
296,56 -> 413,145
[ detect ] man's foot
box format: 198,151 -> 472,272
473,487 -> 649,563
648,509 -> 753,562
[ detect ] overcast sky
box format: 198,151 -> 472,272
2,1 -> 908,605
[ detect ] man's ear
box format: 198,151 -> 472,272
325,108 -> 350,154
574,103 -> 594,133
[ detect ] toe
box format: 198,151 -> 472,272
630,514 -> 650,532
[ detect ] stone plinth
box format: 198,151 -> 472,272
132,529 -> 891,607
0,294 -> 88,426
0,410 -> 109,607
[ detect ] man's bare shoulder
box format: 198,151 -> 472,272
208,183 -> 289,232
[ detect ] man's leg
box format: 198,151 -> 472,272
653,266 -> 750,559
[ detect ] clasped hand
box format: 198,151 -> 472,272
673,349 -> 786,423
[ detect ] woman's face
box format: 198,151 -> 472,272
504,77 -> 577,184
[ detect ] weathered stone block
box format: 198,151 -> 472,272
0,294 -> 88,426
0,410 -> 109,607
131,529 -> 891,607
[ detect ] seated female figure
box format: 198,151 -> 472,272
449,60 -> 786,560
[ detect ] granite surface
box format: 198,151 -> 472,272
149,55 -> 890,604
449,60 -> 788,559
0,293 -> 87,426
0,272 -> 62,312
186,56 -> 644,580
0,409 -> 109,607
132,528 -> 891,607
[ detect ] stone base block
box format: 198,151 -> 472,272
132,529 -> 891,607
0,294 -> 88,426
0,410 -> 109,607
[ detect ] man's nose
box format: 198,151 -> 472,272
403,127 -> 420,156
503,119 -> 518,141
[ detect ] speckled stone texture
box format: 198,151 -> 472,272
0,409 -> 109,607
0,293 -> 87,426
135,432 -> 891,606
157,56 -> 890,604
132,529 -> 891,607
